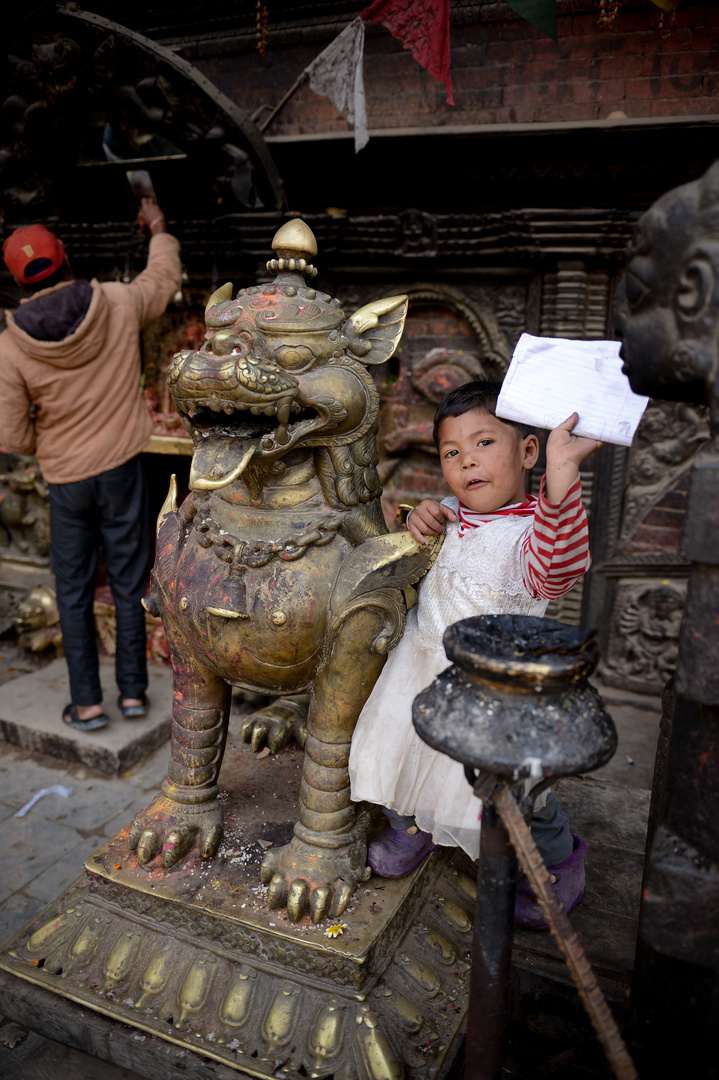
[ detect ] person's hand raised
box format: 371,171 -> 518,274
137,197 -> 167,235
545,413 -> 603,504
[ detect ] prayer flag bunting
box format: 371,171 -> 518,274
506,0 -> 558,42
304,16 -> 369,152
361,0 -> 454,106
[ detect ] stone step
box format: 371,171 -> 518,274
0,658 -> 172,775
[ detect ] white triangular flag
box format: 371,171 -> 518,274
305,17 -> 368,153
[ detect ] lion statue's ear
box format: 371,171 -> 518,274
205,282 -> 233,316
345,295 -> 408,364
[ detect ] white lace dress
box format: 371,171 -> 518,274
348,496 -> 550,861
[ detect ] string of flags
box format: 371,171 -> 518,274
505,0 -> 678,39
304,17 -> 370,153
303,0 -> 453,153
281,0 -> 680,152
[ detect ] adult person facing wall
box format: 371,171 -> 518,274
0,201 -> 182,731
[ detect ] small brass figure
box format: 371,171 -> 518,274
0,457 -> 50,563
130,220 -> 439,922
13,584 -> 63,654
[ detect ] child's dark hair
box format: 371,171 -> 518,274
432,380 -> 535,449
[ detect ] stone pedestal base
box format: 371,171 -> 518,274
0,822 -> 473,1079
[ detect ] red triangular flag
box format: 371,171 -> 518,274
361,0 -> 454,106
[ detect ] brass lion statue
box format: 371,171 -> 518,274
129,220 -> 439,922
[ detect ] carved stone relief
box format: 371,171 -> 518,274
619,401 -> 709,549
601,579 -> 686,695
395,209 -> 438,258
535,264 -> 611,626
595,398 -> 708,693
0,453 -> 50,566
539,265 -> 611,341
534,263 -> 704,668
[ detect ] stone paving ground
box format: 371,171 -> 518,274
0,659 -> 663,1079
0,744 -> 170,1078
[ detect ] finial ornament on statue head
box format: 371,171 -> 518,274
267,218 -> 318,278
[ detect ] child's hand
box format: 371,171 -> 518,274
545,413 -> 604,504
408,499 -> 457,545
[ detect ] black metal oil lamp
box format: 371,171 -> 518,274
413,614 -> 636,1080
413,613 -> 615,788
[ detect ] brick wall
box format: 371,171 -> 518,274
627,472 -> 690,556
398,307 -> 476,357
196,3 -> 719,137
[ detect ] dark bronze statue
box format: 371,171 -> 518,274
615,161 -> 719,1074
617,162 -> 719,412
129,220 -> 439,923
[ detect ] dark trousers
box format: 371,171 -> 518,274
48,456 -> 149,707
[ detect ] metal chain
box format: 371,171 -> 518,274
195,514 -> 342,569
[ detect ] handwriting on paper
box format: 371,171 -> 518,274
497,334 -> 649,446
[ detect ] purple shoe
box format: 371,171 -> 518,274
368,827 -> 438,879
514,833 -> 587,931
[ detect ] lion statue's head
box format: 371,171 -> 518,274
168,219 -> 407,502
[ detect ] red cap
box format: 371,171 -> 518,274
2,225 -> 66,285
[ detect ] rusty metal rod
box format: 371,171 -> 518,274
493,783 -> 638,1080
464,800 -> 518,1080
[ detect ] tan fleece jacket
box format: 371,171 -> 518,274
0,232 -> 182,484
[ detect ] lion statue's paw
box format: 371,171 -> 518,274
241,693 -> 308,754
127,792 -> 223,868
260,833 -> 371,923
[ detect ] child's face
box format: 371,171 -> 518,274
438,409 -> 539,512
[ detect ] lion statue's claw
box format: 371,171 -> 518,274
127,793 -> 223,868
260,832 -> 370,924
241,694 -> 309,754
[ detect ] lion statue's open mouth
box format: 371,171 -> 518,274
168,345 -> 350,490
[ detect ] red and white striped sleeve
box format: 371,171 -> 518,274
520,475 -> 591,600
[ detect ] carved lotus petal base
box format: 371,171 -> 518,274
0,829 -> 474,1079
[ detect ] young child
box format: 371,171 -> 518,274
348,380 -> 603,928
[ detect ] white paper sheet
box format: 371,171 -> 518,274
496,334 -> 649,446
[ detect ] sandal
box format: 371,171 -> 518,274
62,704 -> 110,732
117,693 -> 149,718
